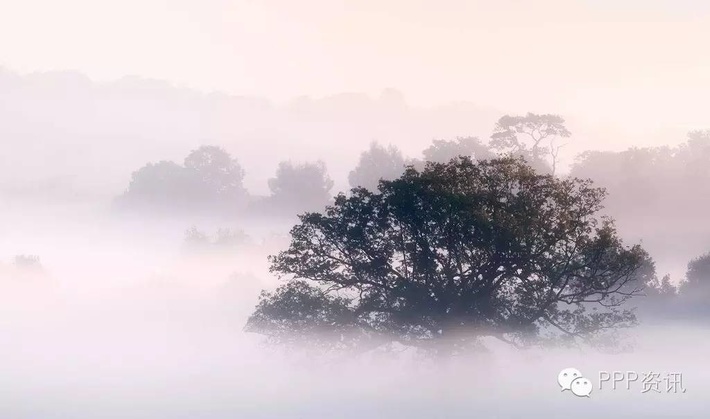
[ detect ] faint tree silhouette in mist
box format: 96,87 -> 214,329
183,145 -> 248,203
116,145 -> 248,214
675,252 -> 710,317
625,259 -> 677,321
259,160 -> 334,215
246,156 -> 651,356
348,141 -> 407,191
491,113 -> 571,175
570,131 -> 710,224
13,255 -> 43,271
422,136 -> 495,163
120,160 -> 197,206
183,226 -> 211,252
183,226 -> 251,253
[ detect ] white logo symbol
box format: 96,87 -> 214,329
558,367 -> 592,398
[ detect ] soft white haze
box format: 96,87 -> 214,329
0,218 -> 707,418
1,1 -> 710,418
2,0 -> 710,131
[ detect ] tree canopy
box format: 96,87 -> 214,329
264,160 -> 334,213
348,141 -> 406,191
118,145 -> 248,213
421,136 -> 494,164
677,252 -> 710,313
246,156 -> 650,354
490,113 -> 571,174
183,145 -> 247,200
570,131 -> 710,220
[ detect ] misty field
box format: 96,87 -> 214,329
0,199 -> 706,418
3,2 -> 710,414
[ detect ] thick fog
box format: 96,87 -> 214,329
0,207 -> 707,418
3,0 -> 710,417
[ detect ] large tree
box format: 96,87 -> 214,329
246,157 -> 650,354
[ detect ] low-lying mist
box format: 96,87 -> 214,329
0,204 -> 706,418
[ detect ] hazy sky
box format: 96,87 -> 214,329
2,0 -> 710,129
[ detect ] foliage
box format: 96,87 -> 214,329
678,252 -> 710,301
13,254 -> 43,270
422,136 -> 495,163
348,142 -> 406,191
183,226 -> 251,252
570,131 -> 710,220
183,145 -> 247,200
119,145 -> 248,213
491,113 -> 571,174
246,156 -> 650,354
266,160 -> 334,213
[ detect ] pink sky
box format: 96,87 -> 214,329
1,0 -> 709,142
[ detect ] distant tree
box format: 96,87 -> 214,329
422,136 -> 495,163
668,252 -> 710,318
13,254 -> 43,271
490,113 -> 571,174
183,226 -> 210,251
627,259 -> 677,320
678,130 -> 710,180
679,252 -> 710,298
569,135 -> 708,220
183,226 -> 251,253
266,160 -> 334,213
214,228 -> 251,248
118,146 -> 248,213
348,142 -> 406,190
246,156 -> 650,355
183,145 -> 247,203
121,160 -> 200,209
645,274 -> 676,299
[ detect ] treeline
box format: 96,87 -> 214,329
112,112 -> 710,327
571,130 -> 710,222
627,250 -> 710,323
116,113 -> 710,231
115,113 -> 572,217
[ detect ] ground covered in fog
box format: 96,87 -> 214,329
4,1 -> 710,416
0,204 -> 705,419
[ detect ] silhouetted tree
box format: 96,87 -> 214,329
246,157 -> 650,355
422,136 -> 495,163
183,226 -> 251,253
645,274 -> 676,299
183,226 -> 210,252
120,160 -> 201,210
627,259 -> 677,321
183,145 -> 247,203
13,255 -> 43,271
676,252 -> 710,317
677,130 -> 710,181
118,146 -> 248,214
686,253 -> 710,288
570,132 -> 710,222
214,228 -> 251,248
265,160 -> 334,214
348,142 -> 406,190
491,113 -> 571,174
